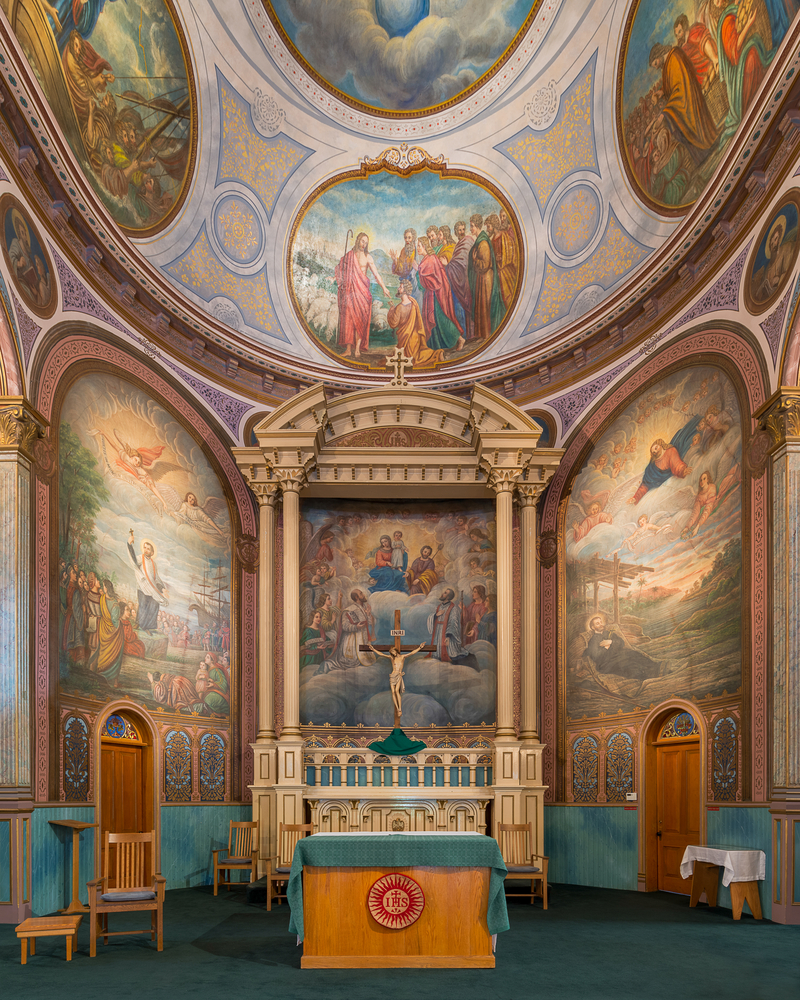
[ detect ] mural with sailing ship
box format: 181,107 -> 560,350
2,0 -> 195,232
298,499 -> 497,728
58,372 -> 233,720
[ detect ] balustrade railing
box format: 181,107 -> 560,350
303,748 -> 493,790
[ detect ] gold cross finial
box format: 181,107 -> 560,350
384,347 -> 413,387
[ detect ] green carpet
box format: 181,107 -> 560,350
1,884 -> 796,1000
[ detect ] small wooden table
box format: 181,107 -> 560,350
680,846 -> 765,920
15,915 -> 82,964
48,820 -> 98,914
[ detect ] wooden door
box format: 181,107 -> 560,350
656,741 -> 700,893
100,743 -> 145,883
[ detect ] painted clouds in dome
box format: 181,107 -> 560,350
292,168 -> 521,370
299,500 -> 497,727
3,0 -> 194,232
565,367 -> 742,719
619,0 -> 798,211
266,0 -> 536,113
58,374 -> 232,722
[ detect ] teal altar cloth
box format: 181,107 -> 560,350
287,832 -> 510,941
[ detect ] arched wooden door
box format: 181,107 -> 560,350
98,711 -> 154,883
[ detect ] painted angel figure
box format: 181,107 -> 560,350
90,427 -> 183,516
169,492 -> 227,538
570,489 -> 613,542
612,513 -> 673,556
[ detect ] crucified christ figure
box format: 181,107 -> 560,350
365,642 -> 426,720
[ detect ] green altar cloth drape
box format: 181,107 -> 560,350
287,833 -> 509,940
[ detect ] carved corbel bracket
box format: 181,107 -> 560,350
0,397 -> 48,460
752,388 -> 800,472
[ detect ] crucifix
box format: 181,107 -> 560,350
360,609 -> 435,726
384,347 -> 413,387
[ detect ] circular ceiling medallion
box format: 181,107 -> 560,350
212,194 -> 264,267
262,0 -> 543,118
368,873 -> 425,929
289,155 -> 523,371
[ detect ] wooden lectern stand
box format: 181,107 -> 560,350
48,820 -> 98,914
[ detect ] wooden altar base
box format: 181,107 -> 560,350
301,865 -> 495,969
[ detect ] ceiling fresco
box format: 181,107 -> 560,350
0,0 -> 798,390
264,0 -> 540,115
1,0 -> 195,234
619,0 -> 799,212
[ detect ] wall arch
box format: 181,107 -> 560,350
539,325 -> 769,802
30,329 -> 257,804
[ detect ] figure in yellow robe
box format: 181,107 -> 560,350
89,580 -> 125,686
387,282 -> 446,368
648,43 -> 719,163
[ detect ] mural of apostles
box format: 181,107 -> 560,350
298,500 -> 498,727
291,168 -> 521,370
2,0 -> 194,232
266,0 -> 536,114
620,0 -> 799,210
564,366 -> 742,719
58,373 -> 233,721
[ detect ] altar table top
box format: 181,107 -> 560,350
680,846 -> 766,887
287,833 -> 510,940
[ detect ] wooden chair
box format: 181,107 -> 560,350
266,823 -> 313,911
87,830 -> 165,957
497,823 -> 549,909
212,821 -> 258,896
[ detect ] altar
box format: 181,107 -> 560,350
288,832 -> 509,968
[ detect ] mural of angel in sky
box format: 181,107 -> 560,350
89,427 -> 228,539
58,373 -> 232,720
565,367 -> 742,719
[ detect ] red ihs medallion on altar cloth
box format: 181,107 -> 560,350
368,874 -> 425,928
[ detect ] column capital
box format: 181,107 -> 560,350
251,482 -> 279,508
755,387 -> 800,452
276,470 -> 307,494
487,468 -> 521,494
0,398 -> 47,459
516,483 -> 546,508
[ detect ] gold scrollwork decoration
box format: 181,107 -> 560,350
361,143 -> 446,172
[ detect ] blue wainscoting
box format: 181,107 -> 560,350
31,806 -> 95,916
160,804 -> 251,889
545,805 -> 638,890
707,806 -> 772,920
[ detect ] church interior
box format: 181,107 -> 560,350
0,0 -> 799,993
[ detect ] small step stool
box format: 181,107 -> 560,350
15,915 -> 82,964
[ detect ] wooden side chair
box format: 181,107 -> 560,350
497,822 -> 549,909
266,823 -> 313,911
87,830 -> 165,957
212,821 -> 258,896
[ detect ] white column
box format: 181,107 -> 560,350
490,473 -> 516,738
278,473 -> 305,738
517,485 -> 543,742
254,485 -> 278,741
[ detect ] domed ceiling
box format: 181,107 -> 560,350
1,0 -> 798,384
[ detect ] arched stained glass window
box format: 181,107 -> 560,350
572,734 -> 599,803
606,731 -> 634,802
200,732 -> 225,801
164,729 -> 192,802
63,714 -> 89,801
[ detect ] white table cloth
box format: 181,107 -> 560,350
680,846 -> 765,886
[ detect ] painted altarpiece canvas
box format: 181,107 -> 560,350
299,499 -> 497,728
57,373 -> 233,729
564,366 -> 742,720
